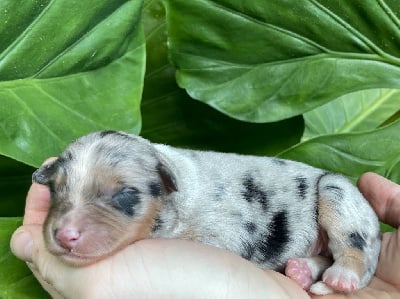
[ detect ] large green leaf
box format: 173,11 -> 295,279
141,0 -> 304,155
0,0 -> 145,167
279,119 -> 400,184
2,1 -> 399,298
302,89 -> 400,140
165,0 -> 400,122
0,218 -> 50,299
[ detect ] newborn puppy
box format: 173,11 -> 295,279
33,131 -> 381,295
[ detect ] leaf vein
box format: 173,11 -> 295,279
33,85 -> 105,128
377,0 -> 400,32
316,143 -> 384,167
33,1 -> 133,77
308,0 -> 384,56
145,21 -> 166,41
201,0 -> 329,53
176,52 -> 392,94
0,0 -> 56,63
145,63 -> 173,79
339,90 -> 399,132
10,90 -> 65,145
142,90 -> 182,105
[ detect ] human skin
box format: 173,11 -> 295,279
10,171 -> 400,299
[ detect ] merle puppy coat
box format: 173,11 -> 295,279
33,131 -> 381,295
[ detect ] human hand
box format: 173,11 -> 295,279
311,172 -> 400,299
10,171 -> 400,299
10,177 -> 307,299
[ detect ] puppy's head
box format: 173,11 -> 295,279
33,131 -> 177,266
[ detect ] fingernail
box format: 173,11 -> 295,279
10,229 -> 33,262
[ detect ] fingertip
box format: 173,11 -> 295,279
29,181 -> 51,195
358,172 -> 400,227
357,172 -> 381,209
10,228 -> 33,263
357,172 -> 387,203
357,172 -> 381,189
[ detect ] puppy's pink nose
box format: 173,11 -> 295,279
55,227 -> 81,250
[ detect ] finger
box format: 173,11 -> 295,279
24,158 -> 57,225
10,227 -> 35,262
374,230 -> 400,288
357,172 -> 400,227
23,183 -> 51,225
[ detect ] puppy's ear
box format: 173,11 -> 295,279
32,159 -> 58,185
157,163 -> 178,194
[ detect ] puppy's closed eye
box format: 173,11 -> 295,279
112,187 -> 141,217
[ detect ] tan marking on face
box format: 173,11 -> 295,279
127,200 -> 161,241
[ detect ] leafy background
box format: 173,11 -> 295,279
1,0 -> 399,297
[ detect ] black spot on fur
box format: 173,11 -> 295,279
48,181 -> 56,196
272,158 -> 287,165
295,177 -> 308,200
100,130 -> 117,137
99,130 -> 129,139
242,175 -> 269,211
257,211 -> 290,263
241,240 -> 256,260
231,211 -> 243,219
152,215 -> 164,232
58,151 -> 73,164
112,187 -> 141,216
32,160 -> 59,185
214,184 -> 226,201
149,181 -> 162,197
245,222 -> 257,234
349,232 -> 366,251
324,185 -> 344,200
187,151 -> 198,160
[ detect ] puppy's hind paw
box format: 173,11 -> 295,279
323,265 -> 360,292
285,258 -> 313,290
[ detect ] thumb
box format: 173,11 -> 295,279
10,225 -> 56,266
10,227 -> 35,262
10,225 -> 81,299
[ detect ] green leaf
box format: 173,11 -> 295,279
141,0 -> 304,155
0,0 -> 145,167
0,217 -> 50,299
165,0 -> 400,122
302,89 -> 400,141
279,119 -> 400,184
